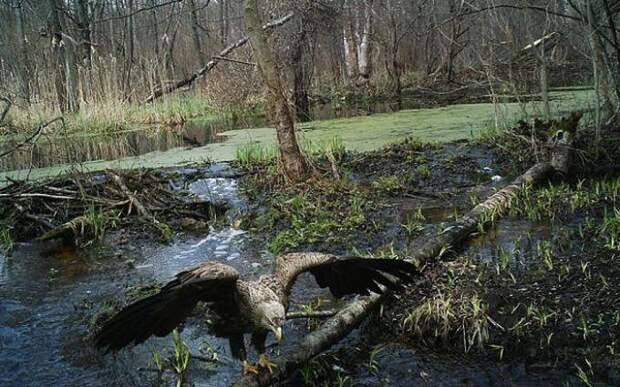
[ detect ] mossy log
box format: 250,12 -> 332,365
233,117 -> 579,387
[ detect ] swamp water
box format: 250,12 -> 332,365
0,165 -> 582,386
0,165 -> 333,386
0,88 -> 593,184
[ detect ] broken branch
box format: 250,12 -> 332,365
144,12 -> 293,103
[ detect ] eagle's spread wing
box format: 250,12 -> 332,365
95,262 -> 239,352
275,253 -> 417,298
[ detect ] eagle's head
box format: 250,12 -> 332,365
257,301 -> 285,342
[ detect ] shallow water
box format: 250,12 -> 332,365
0,165 -> 596,386
0,167 -> 337,386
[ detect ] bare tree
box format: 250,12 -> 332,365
244,0 -> 309,181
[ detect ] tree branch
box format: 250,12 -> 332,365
144,12 -> 293,103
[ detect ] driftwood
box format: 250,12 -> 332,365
233,117 -> 579,386
286,310 -> 337,320
144,12 -> 293,103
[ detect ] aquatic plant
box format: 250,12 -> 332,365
401,208 -> 425,237
536,241 -> 555,271
415,164 -> 431,178
171,329 -> 191,387
302,136 -> 346,160
153,222 -> 175,244
402,292 -> 490,351
266,188 -> 370,254
235,142 -> 278,167
82,206 -> 119,242
601,208 -> 620,240
367,345 -> 385,375
371,176 -> 402,193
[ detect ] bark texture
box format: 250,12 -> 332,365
244,1 -> 309,181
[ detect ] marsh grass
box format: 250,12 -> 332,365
171,329 -> 191,387
402,292 -> 490,351
235,136 -> 346,169
81,206 -> 119,243
2,94 -> 214,136
235,142 -> 278,167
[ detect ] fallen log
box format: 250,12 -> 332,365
144,12 -> 293,103
232,115 -> 580,386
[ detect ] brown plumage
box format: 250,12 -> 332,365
94,253 -> 417,361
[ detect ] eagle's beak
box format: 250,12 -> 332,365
272,326 -> 283,342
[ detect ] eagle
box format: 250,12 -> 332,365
94,253 -> 417,373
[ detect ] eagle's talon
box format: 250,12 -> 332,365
257,353 -> 278,374
242,360 -> 259,375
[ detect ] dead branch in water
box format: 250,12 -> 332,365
286,310 -> 338,319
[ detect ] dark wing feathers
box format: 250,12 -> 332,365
276,253 -> 417,298
309,257 -> 416,297
95,262 -> 239,352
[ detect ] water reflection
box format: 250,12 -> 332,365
0,122 -> 223,172
0,98 -> 423,173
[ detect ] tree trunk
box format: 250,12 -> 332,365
13,0 -> 31,105
220,0 -> 228,46
357,0 -> 374,84
244,0 -> 309,181
123,0 -> 135,100
189,0 -> 207,66
48,0 -> 79,112
342,0 -> 359,82
292,24 -> 310,122
76,0 -> 92,68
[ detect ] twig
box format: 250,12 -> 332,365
0,193 -> 76,200
110,172 -> 151,218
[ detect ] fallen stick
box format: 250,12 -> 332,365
37,210 -> 116,241
144,12 -> 293,103
110,172 -> 151,218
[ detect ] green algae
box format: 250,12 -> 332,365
0,88 -> 594,184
